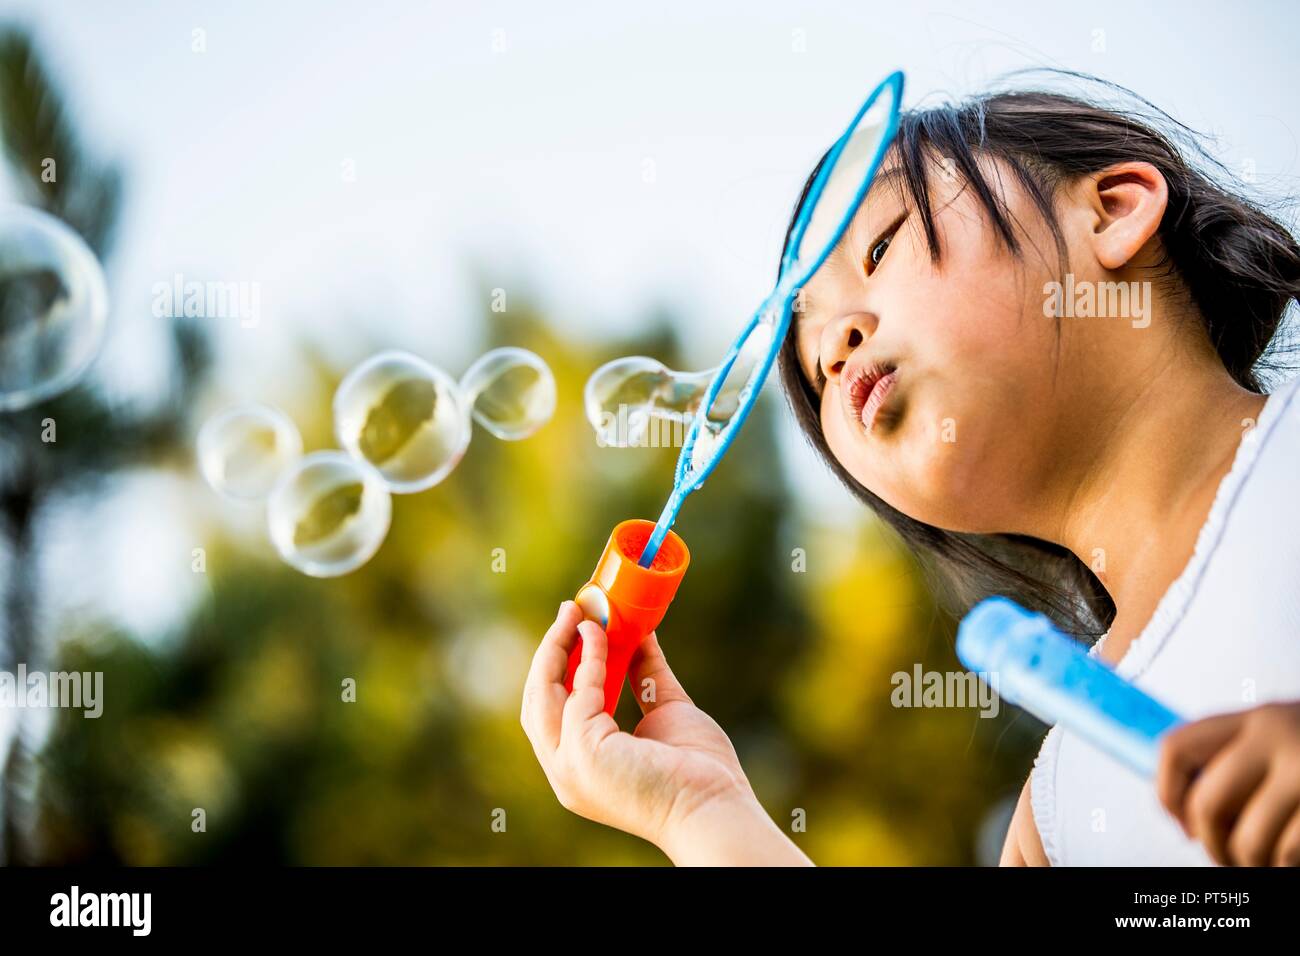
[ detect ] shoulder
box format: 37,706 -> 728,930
1000,775 -> 1050,866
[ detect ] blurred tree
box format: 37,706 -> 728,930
0,26 -> 211,863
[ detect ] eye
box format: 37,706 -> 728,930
868,235 -> 891,269
864,212 -> 908,276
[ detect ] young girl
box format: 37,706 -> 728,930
520,78 -> 1300,866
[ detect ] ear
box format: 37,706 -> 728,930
1081,162 -> 1168,270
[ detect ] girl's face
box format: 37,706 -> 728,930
793,156 -> 1087,534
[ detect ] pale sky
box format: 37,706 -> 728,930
10,1 -> 1298,382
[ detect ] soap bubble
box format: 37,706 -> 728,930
266,451 -> 391,577
460,346 -> 556,440
334,350 -> 470,493
689,421 -> 727,474
197,403 -> 302,501
687,318 -> 772,471
584,338 -> 765,450
0,205 -> 109,411
585,357 -> 694,447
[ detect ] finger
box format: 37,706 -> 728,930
571,619 -> 609,693
1228,773 -> 1300,867
627,630 -> 693,716
1184,740 -> 1269,865
1156,712 -> 1246,829
521,601 -> 584,754
560,620 -> 615,747
1274,806 -> 1300,866
523,601 -> 583,703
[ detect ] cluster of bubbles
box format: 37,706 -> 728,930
199,347 -> 556,577
0,205 -> 110,412
0,208 -> 557,579
0,201 -> 778,577
0,201 -> 773,572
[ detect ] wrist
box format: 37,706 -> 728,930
658,789 -> 813,866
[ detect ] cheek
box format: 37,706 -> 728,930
889,214 -> 1059,438
898,220 -> 1034,367
818,388 -> 924,510
821,394 -> 1000,531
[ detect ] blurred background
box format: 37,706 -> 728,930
0,0 -> 1296,864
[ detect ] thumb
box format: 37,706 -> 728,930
627,630 -> 693,715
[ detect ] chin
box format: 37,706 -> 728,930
879,459 -> 983,532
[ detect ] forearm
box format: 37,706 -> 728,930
659,795 -> 814,866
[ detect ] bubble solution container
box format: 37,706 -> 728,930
957,596 -> 1185,777
563,519 -> 689,718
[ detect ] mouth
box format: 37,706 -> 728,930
844,359 -> 899,433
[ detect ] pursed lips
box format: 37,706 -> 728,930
842,358 -> 898,432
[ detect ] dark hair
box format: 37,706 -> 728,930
777,71 -> 1300,639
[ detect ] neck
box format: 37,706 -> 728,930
1031,343 -> 1266,633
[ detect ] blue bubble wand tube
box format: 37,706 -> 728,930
957,597 -> 1186,777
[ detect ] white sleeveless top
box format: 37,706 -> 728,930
1030,372 -> 1300,866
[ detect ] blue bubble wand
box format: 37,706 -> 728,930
638,71 -> 906,566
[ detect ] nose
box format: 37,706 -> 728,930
820,312 -> 877,384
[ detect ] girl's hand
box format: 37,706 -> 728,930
520,601 -> 811,865
1156,701 -> 1300,866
